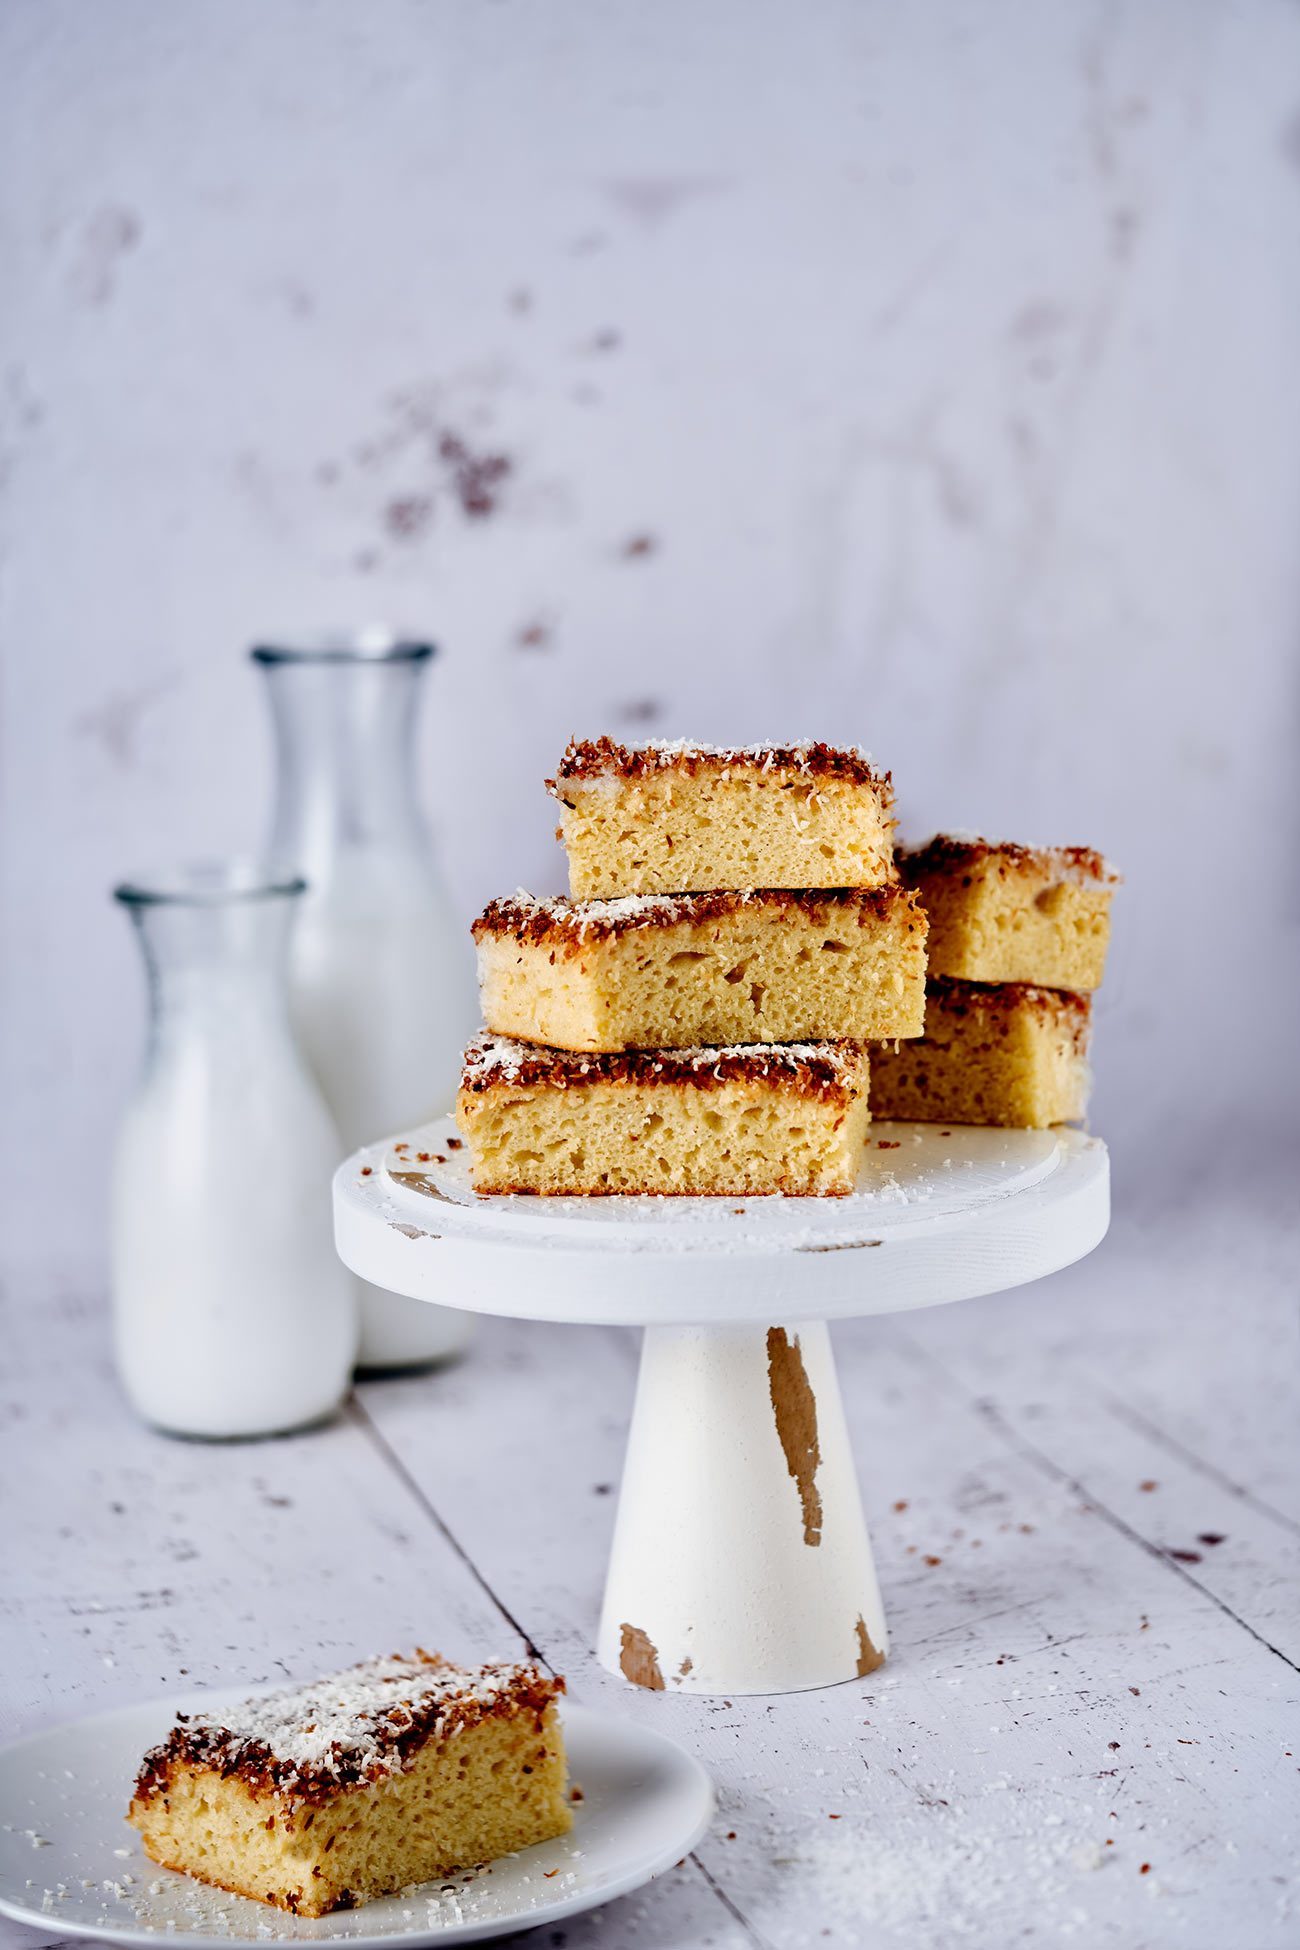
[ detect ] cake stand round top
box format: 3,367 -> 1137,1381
333,1117 -> 1109,1327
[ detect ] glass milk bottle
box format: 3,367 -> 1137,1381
253,635 -> 479,1370
111,866 -> 358,1437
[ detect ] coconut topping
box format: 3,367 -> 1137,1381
461,1032 -> 866,1099
549,736 -> 891,797
926,978 -> 1092,1050
472,883 -> 914,948
132,1652 -> 560,1805
899,834 -> 1120,885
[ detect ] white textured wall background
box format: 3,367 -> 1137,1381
3,0 -> 1298,1290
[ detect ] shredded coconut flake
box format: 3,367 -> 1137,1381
900,832 -> 1121,885
139,1654 -> 553,1795
475,885 -> 904,945
463,1031 -> 856,1089
548,736 -> 891,798
617,738 -> 873,765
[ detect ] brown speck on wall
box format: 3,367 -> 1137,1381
438,430 -> 511,518
621,532 -> 658,558
69,203 -> 141,307
618,696 -> 664,723
602,174 -> 731,230
74,674 -> 180,771
384,495 -> 433,540
618,1622 -> 665,1690
766,1327 -> 823,1546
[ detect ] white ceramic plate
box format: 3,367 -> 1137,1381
0,1692 -> 714,1946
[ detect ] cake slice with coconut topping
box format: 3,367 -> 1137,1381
456,1032 -> 871,1195
898,835 -> 1118,991
870,978 -> 1092,1129
473,885 -> 927,1053
128,1651 -> 568,1915
549,737 -> 897,897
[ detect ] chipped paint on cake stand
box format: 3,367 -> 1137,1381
333,1120 -> 1109,1697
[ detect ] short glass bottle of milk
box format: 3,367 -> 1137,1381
252,633 -> 479,1370
111,865 -> 358,1437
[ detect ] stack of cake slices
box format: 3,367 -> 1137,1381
870,836 -> 1119,1128
457,739 -> 928,1196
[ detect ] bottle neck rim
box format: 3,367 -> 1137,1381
250,635 -> 436,668
115,863 -> 307,909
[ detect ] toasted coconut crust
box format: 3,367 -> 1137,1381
925,976 -> 1091,1043
460,1031 -> 866,1103
549,735 -> 892,797
899,834 -> 1119,884
472,884 -> 920,953
131,1653 -> 562,1808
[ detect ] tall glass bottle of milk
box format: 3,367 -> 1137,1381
253,634 -> 479,1370
111,865 -> 358,1436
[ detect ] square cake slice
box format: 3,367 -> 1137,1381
128,1652 -> 568,1916
869,978 -> 1091,1128
549,738 -> 897,896
899,835 -> 1118,990
473,885 -> 927,1052
456,1033 -> 871,1195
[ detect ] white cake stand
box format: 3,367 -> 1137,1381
333,1121 -> 1108,1698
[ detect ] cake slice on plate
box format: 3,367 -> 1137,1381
549,737 -> 897,897
128,1651 -> 568,1915
898,835 -> 1117,990
473,886 -> 927,1052
869,977 -> 1091,1129
456,1033 -> 871,1195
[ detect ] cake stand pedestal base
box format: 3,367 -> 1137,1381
334,1117 -> 1110,1698
597,1321 -> 886,1695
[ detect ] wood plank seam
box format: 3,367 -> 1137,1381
891,1327 -> 1300,1672
1098,1394 -> 1300,1539
692,1856 -> 780,1950
346,1394 -> 547,1665
348,1389 -> 769,1943
968,1398 -> 1300,1677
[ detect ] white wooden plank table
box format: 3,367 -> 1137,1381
3,1196 -> 1296,1948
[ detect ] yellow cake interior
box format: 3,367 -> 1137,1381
457,1038 -> 871,1195
903,848 -> 1113,991
869,980 -> 1090,1128
475,890 -> 927,1053
553,753 -> 896,898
